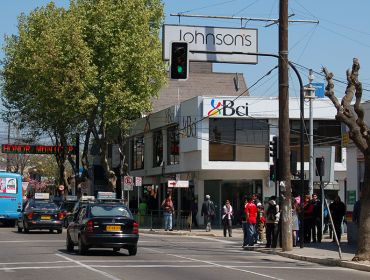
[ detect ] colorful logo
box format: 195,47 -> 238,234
208,99 -> 221,116
144,115 -> 151,132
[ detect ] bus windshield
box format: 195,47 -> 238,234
0,177 -> 18,194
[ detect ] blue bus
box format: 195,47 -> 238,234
0,173 -> 23,227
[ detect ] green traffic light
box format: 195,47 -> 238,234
177,66 -> 183,73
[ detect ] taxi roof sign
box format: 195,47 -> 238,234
35,193 -> 49,199
66,195 -> 78,201
97,192 -> 116,199
82,195 -> 95,201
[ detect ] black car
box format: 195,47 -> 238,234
17,200 -> 63,233
59,201 -> 78,227
66,202 -> 139,255
63,201 -> 93,228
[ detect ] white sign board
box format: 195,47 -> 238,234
168,180 -> 189,188
163,25 -> 258,64
180,96 -> 202,153
124,176 -> 133,191
313,146 -> 335,183
135,177 -> 142,186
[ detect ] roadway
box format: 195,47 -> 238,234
0,226 -> 368,280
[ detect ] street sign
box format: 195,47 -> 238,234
58,185 -> 65,191
81,182 -> 88,190
124,176 -> 133,191
135,177 -> 142,186
168,180 -> 189,188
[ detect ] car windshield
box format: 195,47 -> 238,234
60,202 -> 76,212
90,205 -> 131,218
29,203 -> 59,210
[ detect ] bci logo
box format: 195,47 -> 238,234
165,108 -> 174,124
182,116 -> 197,138
208,100 -> 249,117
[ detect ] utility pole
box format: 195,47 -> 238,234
279,0 -> 292,251
308,69 -> 315,197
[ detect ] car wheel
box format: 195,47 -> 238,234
128,245 -> 137,256
113,248 -> 120,252
17,223 -> 22,233
66,233 -> 74,252
57,229 -> 62,234
23,222 -> 29,233
78,236 -> 88,255
49,229 -> 54,233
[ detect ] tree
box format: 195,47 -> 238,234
323,58 -> 370,261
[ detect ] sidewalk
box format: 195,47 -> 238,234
140,228 -> 370,272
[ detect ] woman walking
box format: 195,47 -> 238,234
292,197 -> 300,247
303,195 -> 313,243
222,200 -> 234,237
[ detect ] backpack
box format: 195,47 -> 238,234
266,203 -> 277,221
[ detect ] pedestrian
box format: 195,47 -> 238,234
222,200 -> 233,237
189,198 -> 199,229
311,193 -> 322,243
161,194 -> 174,231
241,197 -> 248,248
329,195 -> 346,242
201,195 -> 215,232
139,197 -> 148,225
303,194 -> 313,243
252,193 -> 261,207
264,196 -> 279,248
291,197 -> 300,247
245,195 -> 257,246
353,191 -> 362,227
256,204 -> 265,243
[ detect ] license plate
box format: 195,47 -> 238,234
41,215 -> 51,219
106,225 -> 121,231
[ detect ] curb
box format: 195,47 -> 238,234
244,246 -> 370,272
140,229 -> 218,237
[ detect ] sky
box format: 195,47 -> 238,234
1,0 -> 370,144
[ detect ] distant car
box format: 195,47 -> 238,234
17,200 -> 63,233
59,201 -> 78,227
66,201 -> 139,255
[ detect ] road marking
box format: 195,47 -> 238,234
55,254 -> 121,280
0,265 -> 79,270
167,254 -> 283,280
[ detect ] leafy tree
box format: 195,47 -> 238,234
323,58 -> 370,261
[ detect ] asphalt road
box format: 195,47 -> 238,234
0,225 -> 369,280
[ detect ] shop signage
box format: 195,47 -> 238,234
163,25 -> 258,64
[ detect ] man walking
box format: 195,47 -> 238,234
201,195 -> 215,232
189,198 -> 199,229
264,196 -> 279,248
245,195 -> 257,246
311,193 -> 322,243
252,193 -> 261,207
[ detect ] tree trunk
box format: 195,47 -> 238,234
354,156 -> 370,260
99,143 -> 117,192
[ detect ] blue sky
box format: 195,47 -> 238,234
1,0 -> 370,141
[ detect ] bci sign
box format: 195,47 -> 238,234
163,25 -> 258,64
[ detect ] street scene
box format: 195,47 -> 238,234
0,226 -> 369,280
1,0 -> 370,279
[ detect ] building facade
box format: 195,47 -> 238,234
127,96 -> 346,225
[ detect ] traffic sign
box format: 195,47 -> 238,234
124,176 -> 133,191
81,182 -> 88,190
168,180 -> 189,188
135,177 -> 142,186
58,185 -> 65,191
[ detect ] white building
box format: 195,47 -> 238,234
127,96 -> 346,225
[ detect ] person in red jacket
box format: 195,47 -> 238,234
303,194 -> 313,243
245,195 -> 257,246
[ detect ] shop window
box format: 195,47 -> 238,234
209,119 -> 235,161
153,130 -> 163,167
131,136 -> 144,170
167,126 -> 180,165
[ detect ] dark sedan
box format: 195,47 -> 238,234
17,201 -> 63,233
66,202 -> 139,255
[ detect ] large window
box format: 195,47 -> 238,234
290,120 -> 342,162
153,130 -> 163,167
131,136 -> 144,170
209,118 -> 269,161
167,126 -> 180,165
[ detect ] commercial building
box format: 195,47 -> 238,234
127,96 -> 346,225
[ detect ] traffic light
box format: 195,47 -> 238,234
270,159 -> 280,182
316,156 -> 325,177
270,136 -> 278,160
170,41 -> 189,81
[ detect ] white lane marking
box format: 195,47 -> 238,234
187,236 -> 236,244
167,254 -> 283,280
142,247 -> 165,254
55,254 -> 121,280
0,266 -> 79,270
0,240 -> 65,243
0,261 -> 71,265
